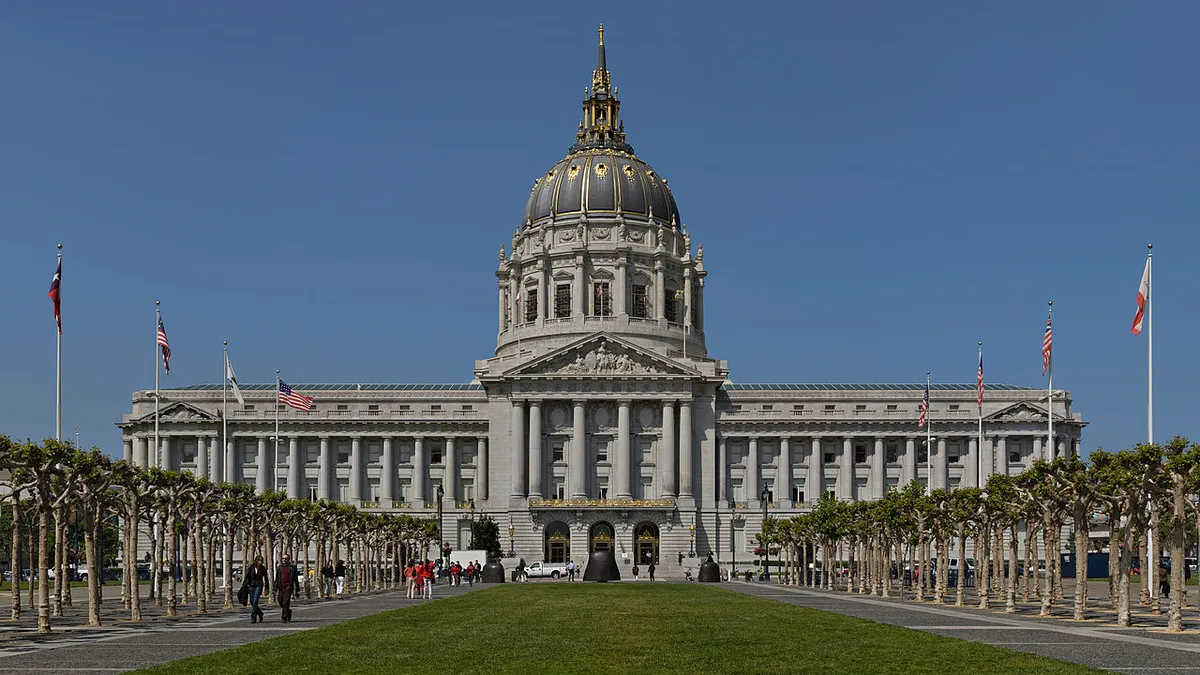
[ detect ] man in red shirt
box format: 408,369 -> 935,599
275,554 -> 300,623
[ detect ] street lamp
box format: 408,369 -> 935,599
508,519 -> 516,557
761,483 -> 771,581
689,518 -> 696,557
730,501 -> 739,581
436,483 -> 445,557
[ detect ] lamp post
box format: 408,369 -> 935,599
689,518 -> 696,558
730,501 -> 738,581
761,483 -> 771,581
436,483 -> 445,560
508,519 -> 516,558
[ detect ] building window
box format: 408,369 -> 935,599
886,443 -> 899,464
431,404 -> 441,411
368,404 -> 379,411
337,450 -> 350,464
949,404 -> 960,411
886,404 -> 897,411
308,485 -> 318,501
524,288 -> 538,322
244,404 -> 256,411
598,485 -> 609,500
338,482 -> 349,502
855,404 -> 867,411
1010,451 -> 1021,463
918,447 -> 929,463
949,449 -> 961,464
593,281 -> 612,316
431,447 -> 443,464
552,441 -> 565,462
762,404 -> 773,411
732,480 -> 745,502
595,440 -> 609,463
665,290 -> 679,323
555,483 -> 566,499
398,404 -> 410,411
462,481 -> 474,502
792,487 -> 804,503
399,481 -> 410,502
370,483 -> 380,502
555,284 -> 571,318
691,298 -> 699,327
854,446 -> 867,464
462,404 -> 473,411
631,284 -> 649,318
824,405 -> 835,411
823,452 -> 835,464
793,404 -> 804,411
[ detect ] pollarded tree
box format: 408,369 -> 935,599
6,439 -> 73,633
72,448 -> 117,627
1158,437 -> 1200,632
949,488 -> 982,607
1093,444 -> 1160,627
1052,454 -> 1101,621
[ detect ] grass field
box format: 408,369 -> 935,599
137,584 -> 1104,675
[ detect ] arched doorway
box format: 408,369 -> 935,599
634,521 -> 659,565
544,521 -> 571,563
589,521 -> 615,554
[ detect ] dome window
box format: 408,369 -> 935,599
554,284 -> 572,318
568,165 -> 581,182
631,284 -> 649,318
594,163 -> 608,178
593,281 -> 612,317
623,165 -> 636,181
524,289 -> 538,323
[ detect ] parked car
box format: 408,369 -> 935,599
524,561 -> 570,579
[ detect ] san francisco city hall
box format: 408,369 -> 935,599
117,30 -> 1086,575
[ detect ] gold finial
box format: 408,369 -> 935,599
599,24 -> 604,45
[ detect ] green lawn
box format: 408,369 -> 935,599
137,584 -> 1103,675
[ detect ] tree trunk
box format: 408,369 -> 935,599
84,510 -> 101,627
167,508 -> 179,617
37,498 -> 51,633
1040,512 -> 1054,617
10,498 -> 20,620
1117,524 -> 1134,627
195,516 -> 207,614
1006,524 -> 1018,614
1167,478 -> 1186,632
1022,522 -> 1034,602
128,499 -> 142,622
51,506 -> 64,617
977,525 -> 990,610
955,525 -> 967,607
1073,506 -> 1090,622
223,517 -> 235,610
1137,526 -> 1149,607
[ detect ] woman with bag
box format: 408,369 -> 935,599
243,555 -> 269,624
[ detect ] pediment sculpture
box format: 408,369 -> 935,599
552,341 -> 663,375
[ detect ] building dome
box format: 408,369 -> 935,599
522,150 -> 680,227
521,24 -> 680,229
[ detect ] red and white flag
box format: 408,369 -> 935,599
1041,310 -> 1053,376
1131,258 -> 1150,335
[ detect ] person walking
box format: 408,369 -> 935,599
321,562 -> 334,598
334,559 -> 346,597
422,560 -> 434,599
405,563 -> 417,598
648,561 -> 656,581
275,553 -> 301,623
632,563 -> 640,581
567,560 -> 576,582
242,555 -> 269,624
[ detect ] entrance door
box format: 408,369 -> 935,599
635,522 -> 659,565
589,521 -> 615,554
544,521 -> 570,563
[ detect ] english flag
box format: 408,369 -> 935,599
1131,258 -> 1150,335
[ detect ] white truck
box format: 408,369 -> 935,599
524,561 -> 570,579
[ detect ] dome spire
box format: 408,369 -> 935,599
572,25 -> 631,154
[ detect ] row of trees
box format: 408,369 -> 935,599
758,437 -> 1200,633
0,436 -> 457,634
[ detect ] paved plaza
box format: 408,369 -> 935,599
0,582 -> 480,674
729,582 -> 1200,675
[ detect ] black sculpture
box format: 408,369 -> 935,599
698,552 -> 721,583
481,561 -> 505,583
582,549 -> 621,582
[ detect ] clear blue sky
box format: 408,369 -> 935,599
2,2 -> 1197,457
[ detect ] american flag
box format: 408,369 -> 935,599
278,380 -> 314,411
977,348 -> 985,408
918,381 -> 929,428
157,316 -> 171,375
1041,310 -> 1053,376
48,260 -> 61,334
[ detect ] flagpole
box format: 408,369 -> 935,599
1047,301 -> 1053,461
977,341 -> 983,487
926,370 -> 931,495
1146,243 -> 1155,597
223,342 -> 228,483
275,370 -> 281,494
155,301 -> 161,469
55,244 -> 62,442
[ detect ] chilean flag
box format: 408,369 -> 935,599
48,259 -> 61,334
1131,258 -> 1150,335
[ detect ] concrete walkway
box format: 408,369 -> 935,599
0,582 -> 481,674
727,582 -> 1200,674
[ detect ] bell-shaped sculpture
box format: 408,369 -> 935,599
582,549 -> 621,582
481,561 -> 505,583
698,553 -> 721,582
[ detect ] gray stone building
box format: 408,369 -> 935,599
117,29 -> 1085,574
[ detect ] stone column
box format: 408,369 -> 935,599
510,401 -> 527,497
717,435 -> 728,504
509,273 -> 520,328
747,437 -> 760,505
683,269 -> 693,329
936,437 -> 948,490
871,437 -> 885,499
476,437 -> 489,500
537,261 -> 548,323
779,438 -> 792,507
1056,439 -> 1066,461
381,437 -> 395,508
808,438 -> 823,503
122,438 -> 133,464
839,438 -> 854,501
980,436 -> 994,483
528,402 -> 543,498
661,400 -> 677,498
498,281 -> 507,332
1033,437 -> 1043,462
679,400 -> 694,498
160,436 -> 173,472
256,436 -> 269,494
901,438 -> 916,487
966,437 -> 979,488
616,399 -> 632,499
414,437 -> 428,504
570,400 -> 587,498
573,255 -> 586,317
654,261 -> 665,320
194,436 -> 207,479
210,436 -> 223,484
996,436 -> 1009,477
286,437 -> 302,498
616,255 -> 628,316
226,438 -> 236,484
350,436 -> 363,506
446,437 -> 459,502
318,437 -> 332,501
133,436 -> 147,468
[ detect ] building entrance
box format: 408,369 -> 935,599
634,521 -> 659,565
544,521 -> 571,563
589,521 -> 615,554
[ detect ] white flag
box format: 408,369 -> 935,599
225,353 -> 245,405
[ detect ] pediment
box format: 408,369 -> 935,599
984,401 -> 1056,423
135,400 -> 219,423
505,333 -> 698,377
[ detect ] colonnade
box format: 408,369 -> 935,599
508,398 -> 694,500
123,432 -> 489,508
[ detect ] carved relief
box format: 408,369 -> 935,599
551,340 -> 664,375
558,229 -> 576,243
592,227 -> 611,240
628,228 -> 644,243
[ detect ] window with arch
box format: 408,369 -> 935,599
593,281 -> 612,316
554,284 -> 572,318
524,288 -> 538,322
665,288 -> 679,323
631,283 -> 649,318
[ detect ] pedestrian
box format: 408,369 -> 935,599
632,563 -> 640,581
465,563 -> 475,587
242,555 -> 269,624
678,551 -> 684,566
275,553 -> 300,623
321,562 -> 334,597
422,560 -> 434,599
474,560 -> 482,584
1159,562 -> 1171,598
334,559 -> 346,596
567,560 -> 576,582
648,561 -> 656,581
